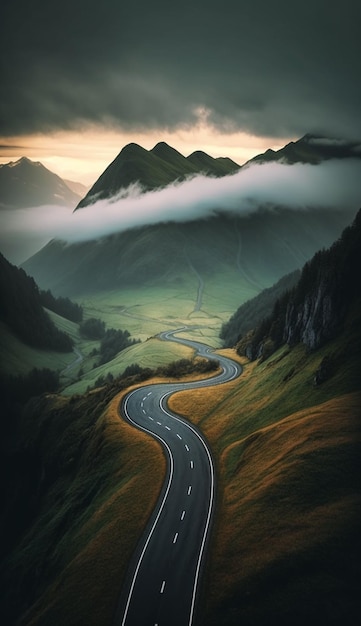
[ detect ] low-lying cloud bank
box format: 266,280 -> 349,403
1,158 -> 361,264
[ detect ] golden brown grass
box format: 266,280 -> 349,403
209,392 -> 361,603
168,343 -> 361,625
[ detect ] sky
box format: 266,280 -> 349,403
1,0 -> 361,185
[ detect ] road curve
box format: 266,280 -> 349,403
113,328 -> 242,626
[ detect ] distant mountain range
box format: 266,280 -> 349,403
75,141 -> 241,209
250,133 -> 361,165
21,133 -> 360,297
0,157 -> 87,209
2,135 -> 359,213
76,134 -> 361,210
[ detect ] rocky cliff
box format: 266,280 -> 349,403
236,208 -> 361,359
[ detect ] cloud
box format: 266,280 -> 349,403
1,158 -> 360,264
1,1 -> 361,140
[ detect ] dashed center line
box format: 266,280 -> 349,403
173,532 -> 179,544
165,425 -> 171,430
148,416 -> 154,421
160,580 -> 166,594
181,510 -> 186,521
177,433 -> 182,440
187,485 -> 192,496
190,460 -> 194,469
185,444 -> 190,452
156,421 -> 162,425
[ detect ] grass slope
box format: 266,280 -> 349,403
168,314 -> 361,625
62,337 -> 194,396
0,321 -> 74,375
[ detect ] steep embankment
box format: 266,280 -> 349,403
0,384 -> 166,626
169,330 -> 361,625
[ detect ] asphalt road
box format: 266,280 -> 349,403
114,328 -> 242,626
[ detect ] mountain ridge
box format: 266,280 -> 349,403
0,157 -> 83,209
250,133 -> 361,165
75,141 -> 241,209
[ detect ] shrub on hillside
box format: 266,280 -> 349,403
98,329 -> 140,364
79,318 -> 106,340
40,289 -> 83,322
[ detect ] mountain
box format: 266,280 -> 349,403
188,150 -> 241,176
63,179 -> 90,197
249,133 -> 361,165
22,206 -> 356,298
233,208 -> 361,360
75,141 -> 240,209
76,133 -> 361,210
0,157 -> 83,209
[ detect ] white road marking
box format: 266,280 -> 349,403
173,532 -> 179,544
142,409 -> 146,414
160,580 -> 166,594
157,421 -> 162,425
181,510 -> 186,521
148,416 -> 154,421
177,433 -> 182,440
185,444 -> 190,452
141,401 -> 144,407
120,334 -> 242,626
187,485 -> 192,495
190,460 -> 194,469
165,425 -> 171,430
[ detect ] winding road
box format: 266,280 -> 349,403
114,328 -> 242,626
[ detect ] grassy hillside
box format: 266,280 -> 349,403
0,321 -> 75,375
168,312 -> 361,625
61,337 -> 194,396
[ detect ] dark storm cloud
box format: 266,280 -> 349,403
1,0 -> 361,139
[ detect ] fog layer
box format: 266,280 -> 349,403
1,159 -> 360,264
